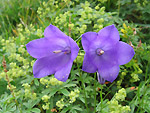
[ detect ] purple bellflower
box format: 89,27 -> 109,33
81,25 -> 135,84
26,24 -> 79,82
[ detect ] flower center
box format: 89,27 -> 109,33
62,46 -> 71,54
96,48 -> 104,56
53,46 -> 71,54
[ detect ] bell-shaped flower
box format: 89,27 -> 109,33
26,24 -> 79,82
81,25 -> 135,83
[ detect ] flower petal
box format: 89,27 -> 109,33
116,41 -> 135,65
44,24 -> 69,42
26,37 -> 68,59
54,61 -> 73,82
98,24 -> 120,51
82,53 -> 97,73
94,48 -> 120,82
98,64 -> 120,83
68,37 -> 79,61
81,32 -> 98,52
45,25 -> 79,61
33,53 -> 70,78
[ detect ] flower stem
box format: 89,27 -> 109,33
81,75 -> 89,113
100,85 -> 103,112
49,96 -> 54,113
76,57 -> 89,113
75,35 -> 81,42
118,0 -> 120,16
94,73 -> 97,113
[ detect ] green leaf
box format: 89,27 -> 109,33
34,78 -> 39,86
60,107 -> 70,113
31,108 -> 41,113
7,103 -> 16,111
59,89 -> 70,96
72,105 -> 82,111
79,95 -> 85,103
49,88 -> 58,97
63,83 -> 76,88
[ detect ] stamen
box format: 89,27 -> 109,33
53,50 -> 62,53
53,47 -> 71,54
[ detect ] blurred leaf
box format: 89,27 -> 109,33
31,108 -> 41,113
59,89 -> 70,96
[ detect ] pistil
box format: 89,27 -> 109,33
53,47 -> 71,54
96,48 -> 104,56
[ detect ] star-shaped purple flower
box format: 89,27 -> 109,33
81,25 -> 135,83
26,24 -> 79,82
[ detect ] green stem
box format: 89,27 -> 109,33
100,85 -> 103,112
145,60 -> 149,82
49,96 -> 53,113
76,56 -> 89,113
118,0 -> 120,17
94,73 -> 97,113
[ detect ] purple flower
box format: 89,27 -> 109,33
81,25 -> 135,83
26,24 -> 79,82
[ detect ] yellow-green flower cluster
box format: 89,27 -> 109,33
116,80 -> 122,88
42,95 -> 50,102
0,22 -> 38,82
48,1 -> 107,36
42,102 -> 50,110
42,95 -> 50,110
18,45 -> 28,55
17,24 -> 36,44
0,71 -> 5,80
22,83 -> 37,100
121,23 -> 135,38
49,77 -> 63,86
56,98 -> 65,109
7,84 -> 16,91
98,0 -> 107,3
36,27 -> 43,37
115,88 -> 126,101
130,73 -> 140,82
74,52 -> 84,64
37,1 -> 56,19
56,89 -> 80,109
134,0 -> 148,7
7,64 -> 26,79
107,100 -> 131,113
69,89 -> 80,103
116,71 -> 126,88
1,38 -> 16,55
40,77 -> 63,88
108,88 -> 131,113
